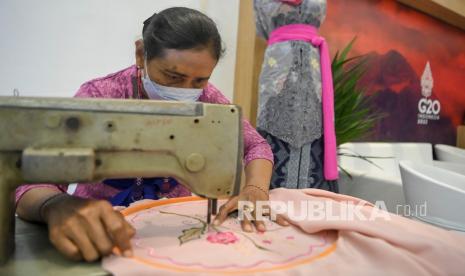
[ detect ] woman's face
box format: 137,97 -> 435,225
136,42 -> 218,89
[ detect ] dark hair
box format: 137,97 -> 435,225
142,7 -> 224,61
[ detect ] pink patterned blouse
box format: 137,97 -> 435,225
15,65 -> 273,205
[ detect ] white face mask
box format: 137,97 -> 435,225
141,61 -> 203,102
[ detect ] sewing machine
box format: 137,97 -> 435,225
0,96 -> 243,265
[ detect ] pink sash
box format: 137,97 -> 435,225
268,24 -> 338,181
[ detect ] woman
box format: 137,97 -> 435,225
15,7 -> 286,262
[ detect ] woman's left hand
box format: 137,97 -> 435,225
213,185 -> 289,232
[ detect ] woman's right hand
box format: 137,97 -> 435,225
42,195 -> 135,262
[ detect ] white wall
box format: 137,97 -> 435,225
0,0 -> 239,100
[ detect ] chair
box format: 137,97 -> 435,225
399,161 -> 465,232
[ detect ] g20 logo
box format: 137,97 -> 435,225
418,98 -> 441,115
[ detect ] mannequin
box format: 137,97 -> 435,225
254,0 -> 338,191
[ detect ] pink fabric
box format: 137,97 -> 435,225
270,188 -> 465,275
15,65 -> 273,205
103,197 -> 338,275
268,24 -> 338,181
103,189 -> 465,275
280,0 -> 302,5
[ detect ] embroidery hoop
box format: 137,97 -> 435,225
114,196 -> 337,274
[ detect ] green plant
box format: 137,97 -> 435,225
332,38 -> 382,146
332,38 -> 386,178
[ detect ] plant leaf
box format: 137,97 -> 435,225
178,227 -> 205,245
332,38 -> 385,146
338,165 -> 353,180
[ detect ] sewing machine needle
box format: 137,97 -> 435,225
207,198 -> 212,224
212,199 -> 218,215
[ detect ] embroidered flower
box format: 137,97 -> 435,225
206,232 -> 239,245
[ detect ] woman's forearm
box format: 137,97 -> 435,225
16,188 -> 65,223
244,159 -> 273,191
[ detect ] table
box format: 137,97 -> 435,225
0,217 -> 109,276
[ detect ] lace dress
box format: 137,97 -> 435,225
254,0 -> 337,191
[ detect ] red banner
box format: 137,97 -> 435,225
321,0 -> 465,145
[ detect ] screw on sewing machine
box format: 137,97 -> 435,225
65,116 -> 80,131
105,121 -> 116,132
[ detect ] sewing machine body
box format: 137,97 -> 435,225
0,97 -> 243,264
